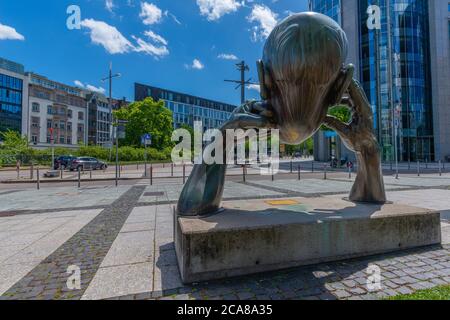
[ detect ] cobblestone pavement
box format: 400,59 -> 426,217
0,176 -> 449,300
118,244 -> 450,301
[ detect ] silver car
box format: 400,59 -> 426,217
69,157 -> 108,171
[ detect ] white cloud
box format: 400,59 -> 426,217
81,19 -> 134,54
74,81 -> 106,94
140,2 -> 163,25
0,23 -> 25,41
196,0 -> 242,21
133,35 -> 169,58
247,4 -> 278,41
247,84 -> 260,92
86,84 -> 106,94
74,80 -> 84,88
185,59 -> 205,70
144,30 -> 168,46
105,0 -> 115,12
192,59 -> 205,69
218,53 -> 238,60
80,18 -> 169,58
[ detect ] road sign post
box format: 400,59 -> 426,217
141,134 -> 152,178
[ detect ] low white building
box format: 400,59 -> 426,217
26,73 -> 87,149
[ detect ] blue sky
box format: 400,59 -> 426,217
0,0 -> 309,106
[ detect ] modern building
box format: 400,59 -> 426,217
27,73 -> 87,148
135,83 -> 237,131
85,92 -> 112,146
0,57 -> 28,139
310,0 -> 450,162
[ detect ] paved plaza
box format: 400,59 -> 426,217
0,173 -> 449,300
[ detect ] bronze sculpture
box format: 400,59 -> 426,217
177,12 -> 386,216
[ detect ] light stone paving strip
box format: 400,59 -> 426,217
82,204 -> 183,300
138,182 -> 283,204
0,186 -> 146,300
0,186 -> 131,213
247,179 -> 413,196
82,206 -> 156,300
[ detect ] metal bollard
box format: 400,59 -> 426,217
290,160 -> 293,173
439,160 -> 442,176
90,170 -> 92,180
150,165 -> 153,186
78,167 -> 81,188
37,168 -> 40,190
271,164 -> 275,181
298,165 -> 301,181
417,161 -> 420,176
323,165 -> 327,180
171,163 -> 174,177
311,162 -> 314,173
242,165 -> 246,183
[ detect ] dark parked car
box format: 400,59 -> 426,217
69,157 -> 108,171
54,156 -> 76,170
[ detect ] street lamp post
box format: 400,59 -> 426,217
102,62 -> 121,187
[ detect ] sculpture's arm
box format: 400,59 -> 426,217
324,79 -> 386,203
177,101 -> 275,216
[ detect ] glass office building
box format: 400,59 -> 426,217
0,58 -> 24,136
135,83 -> 237,131
310,0 -> 435,161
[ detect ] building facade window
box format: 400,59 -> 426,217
47,105 -> 53,115
32,102 -> 40,113
78,111 -> 84,120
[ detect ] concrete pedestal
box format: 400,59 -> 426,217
175,196 -> 441,284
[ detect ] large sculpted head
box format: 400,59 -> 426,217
259,12 -> 348,144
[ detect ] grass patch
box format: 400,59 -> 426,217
388,284 -> 450,300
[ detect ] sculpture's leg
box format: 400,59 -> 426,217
350,148 -> 386,203
177,103 -> 275,216
324,79 -> 387,204
177,163 -> 227,216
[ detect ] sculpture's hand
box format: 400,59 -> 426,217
222,100 -> 276,131
324,79 -> 386,203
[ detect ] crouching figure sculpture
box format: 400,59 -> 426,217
177,12 -> 386,216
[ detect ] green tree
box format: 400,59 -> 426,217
114,97 -> 174,150
0,130 -> 29,152
321,105 -> 351,131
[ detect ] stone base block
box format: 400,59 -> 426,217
175,197 -> 441,284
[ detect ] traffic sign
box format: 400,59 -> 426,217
141,133 -> 152,146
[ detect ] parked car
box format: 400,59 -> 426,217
54,156 -> 76,170
69,157 -> 108,171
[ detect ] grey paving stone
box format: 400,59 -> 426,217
333,290 -> 352,299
